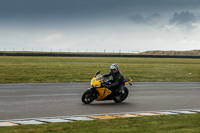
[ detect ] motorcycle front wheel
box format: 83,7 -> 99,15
81,90 -> 96,104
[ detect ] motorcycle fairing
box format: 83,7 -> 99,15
95,88 -> 112,101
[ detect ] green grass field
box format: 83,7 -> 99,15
0,113 -> 199,133
0,56 -> 200,83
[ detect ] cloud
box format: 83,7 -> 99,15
40,33 -> 64,44
129,14 -> 144,23
129,13 -> 161,25
169,11 -> 197,29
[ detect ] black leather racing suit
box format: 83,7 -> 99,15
103,71 -> 125,93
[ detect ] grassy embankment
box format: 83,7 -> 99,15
0,56 -> 200,83
0,113 -> 199,133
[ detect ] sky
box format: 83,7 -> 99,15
0,0 -> 200,53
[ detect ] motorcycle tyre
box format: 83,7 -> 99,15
82,90 -> 96,104
113,87 -> 129,103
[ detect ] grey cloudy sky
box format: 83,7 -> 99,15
0,0 -> 200,52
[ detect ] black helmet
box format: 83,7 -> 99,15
110,64 -> 119,74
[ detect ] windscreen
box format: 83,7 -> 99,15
96,75 -> 103,80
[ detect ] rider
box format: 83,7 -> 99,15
103,64 -> 125,94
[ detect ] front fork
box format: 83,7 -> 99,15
88,87 -> 98,99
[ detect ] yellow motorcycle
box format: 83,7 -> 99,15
82,71 -> 132,104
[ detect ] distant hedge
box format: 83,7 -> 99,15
0,52 -> 200,58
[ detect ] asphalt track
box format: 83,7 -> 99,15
0,82 -> 200,120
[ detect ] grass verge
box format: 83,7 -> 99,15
0,56 -> 200,83
0,113 -> 199,133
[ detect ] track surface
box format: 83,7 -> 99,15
0,82 -> 199,120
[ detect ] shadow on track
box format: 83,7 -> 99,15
82,102 -> 132,106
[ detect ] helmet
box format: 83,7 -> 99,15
110,64 -> 119,74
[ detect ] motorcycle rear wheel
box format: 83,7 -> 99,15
113,87 -> 129,103
81,90 -> 96,104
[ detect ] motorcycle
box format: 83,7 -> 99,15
81,71 -> 132,104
